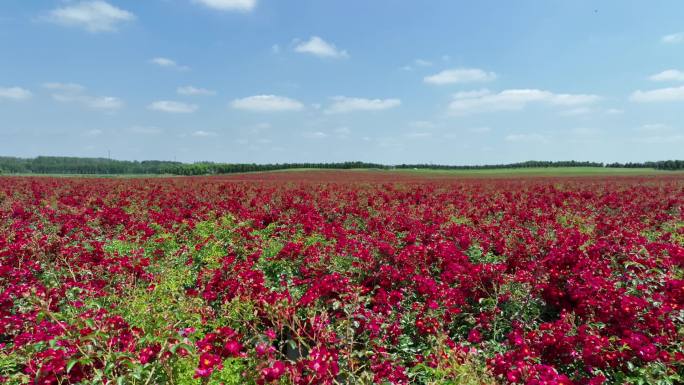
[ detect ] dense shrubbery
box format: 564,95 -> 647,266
0,173 -> 682,384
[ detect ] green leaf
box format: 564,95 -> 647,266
66,358 -> 79,373
288,339 -> 297,351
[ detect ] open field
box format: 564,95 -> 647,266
390,167 -> 679,176
6,166 -> 682,180
0,174 -> 682,384
217,168 -> 684,183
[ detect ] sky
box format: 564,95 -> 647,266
1,0 -> 683,164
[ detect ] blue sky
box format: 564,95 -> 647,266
1,0 -> 683,164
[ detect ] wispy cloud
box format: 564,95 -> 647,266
424,68 -> 497,85
402,59 -> 434,71
294,36 -> 348,59
47,1 -> 134,33
231,95 -> 304,112
561,107 -> 622,116
177,86 -> 215,96
404,132 -> 432,139
648,69 -> 684,82
448,89 -> 600,115
334,126 -> 351,138
505,133 -> 550,143
414,59 -> 433,67
148,100 -> 198,113
44,82 -> 123,111
128,126 -> 163,135
662,32 -> 684,44
0,86 -> 32,101
630,86 -> 684,102
84,129 -> 103,137
191,130 -> 217,137
150,57 -> 190,71
408,121 -> 437,129
192,0 -> 257,12
325,96 -> 401,114
303,131 -> 327,139
443,127 -> 492,139
560,107 -> 594,116
631,134 -> 684,144
635,123 -> 673,132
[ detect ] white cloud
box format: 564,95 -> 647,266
0,86 -> 32,101
191,130 -> 217,137
303,131 -> 327,139
409,121 -> 437,129
325,96 -> 401,114
177,86 -> 216,96
636,123 -> 672,132
505,133 -> 549,143
424,68 -> 497,85
560,107 -> 593,116
448,89 -> 600,115
405,132 -> 432,139
570,127 -> 597,136
128,126 -> 163,135
452,89 -> 492,99
47,1 -> 134,33
630,86 -> 684,102
561,107 -> 621,117
551,94 -> 602,106
44,82 -> 84,92
192,0 -> 257,12
148,100 -> 198,113
334,126 -> 351,137
443,127 -> 491,139
150,57 -> 190,71
294,36 -> 348,59
401,59 -> 433,71
231,95 -> 304,112
44,82 -> 123,111
84,129 -> 103,137
648,69 -> 684,82
631,134 -> 684,144
662,32 -> 684,44
88,96 -> 123,110
240,122 -> 270,136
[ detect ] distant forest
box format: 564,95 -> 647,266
0,156 -> 683,175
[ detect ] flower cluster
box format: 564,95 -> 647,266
0,173 -> 682,384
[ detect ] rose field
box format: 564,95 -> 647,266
0,172 -> 683,385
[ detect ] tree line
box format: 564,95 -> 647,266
604,160 -> 684,171
0,156 -> 183,175
0,156 -> 683,175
